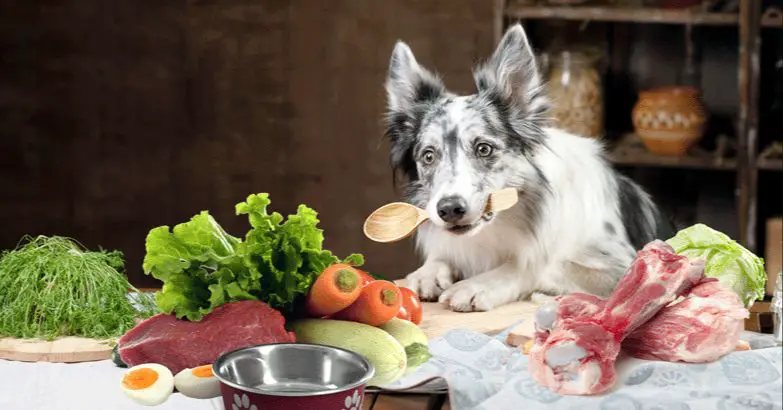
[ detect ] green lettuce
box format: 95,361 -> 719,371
142,212 -> 250,321
666,223 -> 766,307
143,193 -> 363,321
235,193 -> 362,313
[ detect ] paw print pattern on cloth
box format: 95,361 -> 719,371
514,378 -> 562,403
644,401 -> 690,410
625,364 -> 655,386
442,329 -> 492,351
231,393 -> 257,410
342,389 -> 361,410
717,392 -> 777,410
720,352 -> 781,385
474,349 -> 508,371
600,394 -> 642,410
652,369 -> 690,388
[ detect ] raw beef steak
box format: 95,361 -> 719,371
119,300 -> 296,374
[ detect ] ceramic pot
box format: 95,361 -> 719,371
213,343 -> 374,410
632,86 -> 707,156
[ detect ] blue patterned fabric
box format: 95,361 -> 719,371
382,328 -> 783,410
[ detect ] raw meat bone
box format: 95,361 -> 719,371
536,277 -> 748,364
528,240 -> 705,395
623,277 -> 749,362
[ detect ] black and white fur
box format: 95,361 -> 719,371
384,24 -> 674,312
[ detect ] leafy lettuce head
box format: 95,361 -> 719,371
666,223 -> 766,307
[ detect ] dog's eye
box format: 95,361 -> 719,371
476,143 -> 493,157
421,149 -> 436,165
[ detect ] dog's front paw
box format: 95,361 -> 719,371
404,261 -> 454,302
438,278 -> 502,312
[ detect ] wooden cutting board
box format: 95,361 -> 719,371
395,280 -> 540,340
0,336 -> 115,363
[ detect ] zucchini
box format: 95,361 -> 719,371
290,319 -> 407,387
378,317 -> 428,347
379,318 -> 431,372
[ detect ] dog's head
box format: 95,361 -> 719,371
384,24 -> 550,236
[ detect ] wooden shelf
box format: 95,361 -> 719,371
758,142 -> 783,171
505,5 -> 783,28
608,133 -> 737,170
758,158 -> 783,171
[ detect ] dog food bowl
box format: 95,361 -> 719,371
213,343 -> 374,410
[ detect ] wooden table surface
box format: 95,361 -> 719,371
394,280 -> 540,340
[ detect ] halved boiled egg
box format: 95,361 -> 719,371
174,364 -> 221,399
121,363 -> 174,406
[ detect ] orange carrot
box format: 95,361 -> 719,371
333,280 -> 402,326
305,264 -> 362,317
355,269 -> 375,287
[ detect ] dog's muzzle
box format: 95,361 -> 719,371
445,211 -> 495,235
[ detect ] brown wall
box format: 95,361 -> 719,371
0,1 -> 497,287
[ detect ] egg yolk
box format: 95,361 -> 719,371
192,364 -> 213,378
122,368 -> 159,390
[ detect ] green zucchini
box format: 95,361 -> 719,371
289,319 -> 407,387
378,318 -> 431,373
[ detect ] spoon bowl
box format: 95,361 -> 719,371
362,202 -> 428,243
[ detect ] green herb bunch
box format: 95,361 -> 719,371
0,236 -> 156,340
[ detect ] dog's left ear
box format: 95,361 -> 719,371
474,24 -> 548,123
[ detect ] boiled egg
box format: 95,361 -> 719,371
121,363 -> 174,406
174,364 -> 221,399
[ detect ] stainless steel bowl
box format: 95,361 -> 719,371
212,343 -> 375,397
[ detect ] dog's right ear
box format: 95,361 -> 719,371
385,41 -> 445,114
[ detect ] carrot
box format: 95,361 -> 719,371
333,280 -> 402,326
305,264 -> 362,317
355,269 -> 375,287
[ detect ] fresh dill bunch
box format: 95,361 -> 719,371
0,235 -> 156,340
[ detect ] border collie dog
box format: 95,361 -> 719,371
383,24 -> 674,312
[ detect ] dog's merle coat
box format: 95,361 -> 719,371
383,24 -> 674,312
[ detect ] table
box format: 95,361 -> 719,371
1,294 -> 780,410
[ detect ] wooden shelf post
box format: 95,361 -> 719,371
737,0 -> 763,252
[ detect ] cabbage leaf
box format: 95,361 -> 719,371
666,223 -> 766,307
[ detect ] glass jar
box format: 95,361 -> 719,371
545,49 -> 605,138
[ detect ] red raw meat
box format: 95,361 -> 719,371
623,277 -> 748,363
119,300 -> 296,374
528,240 -> 704,395
535,277 -> 747,366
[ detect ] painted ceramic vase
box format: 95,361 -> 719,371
632,86 -> 707,156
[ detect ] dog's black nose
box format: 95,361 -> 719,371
437,196 -> 468,223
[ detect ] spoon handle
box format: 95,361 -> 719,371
485,187 -> 519,213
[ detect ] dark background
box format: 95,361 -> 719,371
0,1 -> 780,288
0,1 -> 498,287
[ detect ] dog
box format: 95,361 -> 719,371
382,23 -> 675,312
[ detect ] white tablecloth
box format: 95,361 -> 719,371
1,328 -> 780,410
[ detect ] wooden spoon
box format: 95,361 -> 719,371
363,187 -> 519,243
